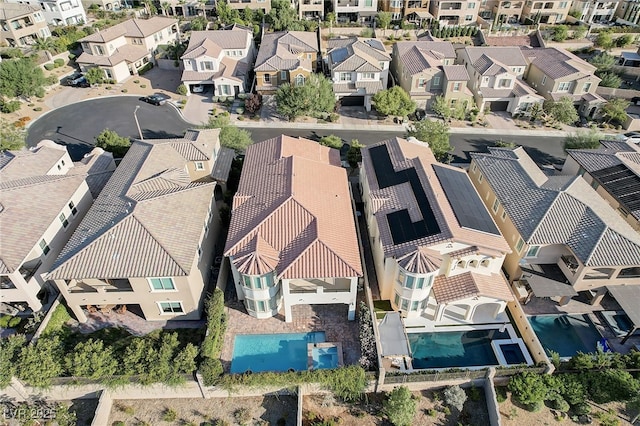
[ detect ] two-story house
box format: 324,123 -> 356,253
430,0 -> 481,25
521,47 -> 604,119
76,17 -> 179,83
299,0 -> 324,19
0,3 -> 50,47
392,40 -> 473,110
469,146 -> 640,308
48,129 -> 231,323
570,0 -> 619,23
254,31 -> 319,95
361,136 -> 514,327
379,0 -> 431,22
0,140 -> 115,313
458,46 -> 544,115
616,0 -> 640,25
227,0 -> 271,14
327,37 -> 391,111
224,135 -> 363,323
334,0 -> 378,23
520,0 -> 570,23
479,0 -> 525,25
180,26 -> 255,96
6,0 -> 86,26
562,139 -> 640,232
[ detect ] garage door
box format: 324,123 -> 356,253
341,96 -> 365,106
489,101 -> 509,111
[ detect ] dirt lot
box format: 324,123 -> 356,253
108,395 -> 297,425
302,387 -> 490,426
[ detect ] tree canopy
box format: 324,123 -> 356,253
276,74 -> 335,121
85,67 -> 106,85
406,119 -> 451,161
383,386 -> 417,426
544,97 -> 578,125
0,58 -> 47,99
95,129 -> 131,157
588,52 -> 616,72
564,128 -> 603,151
598,71 -> 622,88
202,114 -> 253,152
267,0 -> 303,31
319,134 -> 343,149
595,31 -> 614,51
372,86 -> 416,118
600,98 -> 630,124
376,12 -> 392,30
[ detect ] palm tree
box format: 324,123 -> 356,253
161,1 -> 171,16
33,37 -> 56,62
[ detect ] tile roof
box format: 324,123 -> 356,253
0,142 -> 114,274
327,37 -> 391,73
442,65 -> 469,81
79,17 -> 177,43
361,137 -> 510,272
433,271 -> 514,303
224,135 -> 363,279
0,3 -> 41,19
471,147 -> 640,266
521,47 -> 597,79
464,46 -> 528,69
254,31 -> 318,72
48,129 -> 220,280
181,28 -> 251,59
77,44 -> 148,67
394,41 -> 455,75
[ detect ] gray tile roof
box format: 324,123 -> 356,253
520,47 -> 597,79
394,41 -> 455,75
181,28 -> 251,60
472,147 -> 640,266
464,46 -> 528,68
254,31 -> 318,72
327,37 -> 391,73
212,147 -> 235,182
49,130 -> 220,280
0,3 -> 41,20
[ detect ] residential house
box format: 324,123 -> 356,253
458,46 -> 544,115
227,0 -> 271,14
379,0 -> 431,22
562,139 -> 640,232
224,135 -> 363,323
254,31 -> 319,95
334,0 -> 378,24
469,146 -> 640,306
299,0 -> 324,19
478,0 -> 525,25
6,0 -> 86,26
616,0 -> 640,25
0,140 -> 115,313
180,27 -> 256,96
160,0 -> 211,17
360,137 -> 514,324
570,0 -> 619,23
79,0 -> 121,11
0,3 -> 50,47
429,0 -> 481,26
76,17 -> 179,83
48,129 -> 231,323
392,40 -> 473,110
520,0 -> 570,23
326,37 -> 391,111
521,47 -> 604,118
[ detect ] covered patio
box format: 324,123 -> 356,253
606,285 -> 640,344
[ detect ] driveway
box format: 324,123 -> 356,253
27,96 -> 190,160
183,92 -> 214,125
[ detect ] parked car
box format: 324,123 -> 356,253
140,93 -> 171,106
192,84 -> 204,93
68,73 -> 89,88
622,132 -> 640,143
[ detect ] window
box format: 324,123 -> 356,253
541,75 -> 547,85
195,161 -> 204,170
468,1 -> 476,6
411,300 -> 420,311
104,69 -> 112,79
295,74 -> 305,86
39,239 -> 50,255
492,198 -> 500,213
481,259 -> 490,267
591,180 -> 599,190
202,61 -> 213,71
59,212 -> 69,228
394,293 -> 400,308
69,200 -> 77,215
159,301 -> 184,314
280,71 -> 287,81
558,82 -> 571,92
365,0 -> 373,5
263,74 -> 271,83
433,76 -> 441,87
379,62 -> 386,70
478,173 -> 483,182
582,82 -> 592,93
498,78 -> 511,88
418,78 -> 426,88
501,210 -> 507,221
94,45 -> 104,55
339,72 -> 351,81
472,163 -> 477,173
465,14 -> 473,20
516,238 -> 524,252
401,298 -> 409,311
390,0 -> 401,6
525,245 -> 540,258
246,299 -> 256,311
149,277 -> 176,290
362,72 -> 374,80
453,82 -> 461,91
559,1 -> 567,6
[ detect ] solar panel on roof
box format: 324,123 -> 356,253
433,165 -> 501,235
369,144 -> 440,245
592,164 -> 640,212
365,39 -> 385,51
330,47 -> 349,63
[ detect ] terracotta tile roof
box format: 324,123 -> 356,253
397,247 -> 441,274
80,17 -> 177,43
433,271 -> 514,303
254,31 -> 318,72
49,129 -> 220,280
442,65 -> 469,81
224,135 -> 363,279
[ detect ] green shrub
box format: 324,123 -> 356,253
383,386 -> 417,426
68,53 -> 76,60
226,96 -> 234,102
46,75 -> 59,85
0,315 -> 11,328
162,408 -> 177,421
211,96 -> 219,102
133,79 -> 140,83
235,107 -> 244,114
200,357 -> 223,386
0,99 -> 21,113
140,84 -> 146,88
237,93 -> 247,100
54,58 -> 65,67
573,402 -> 591,416
138,62 -> 153,75
508,372 -> 548,411
121,89 -> 128,93
112,422 -> 125,426
443,385 -> 467,412
44,63 -> 55,71
8,316 -> 22,328
33,107 -> 43,112
177,84 -> 188,96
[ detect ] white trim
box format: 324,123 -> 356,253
157,300 -> 184,314
147,277 -> 177,292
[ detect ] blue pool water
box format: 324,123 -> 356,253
231,331 -> 326,373
528,314 -> 601,358
409,329 -> 510,369
601,311 -> 633,336
501,343 -> 527,365
311,346 -> 339,369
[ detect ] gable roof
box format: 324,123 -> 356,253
181,28 -> 251,59
360,137 -> 509,273
394,41 -> 456,75
327,37 -> 391,73
0,142 -> 114,275
254,31 -> 318,72
471,147 -> 640,266
224,135 -> 362,279
0,3 -> 40,20
48,129 -> 220,280
464,46 -> 528,72
80,17 -> 177,43
520,47 -> 598,79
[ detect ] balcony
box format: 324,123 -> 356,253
19,260 -> 42,282
336,0 -> 359,7
441,2 -> 462,9
560,254 -> 579,274
0,276 -> 16,290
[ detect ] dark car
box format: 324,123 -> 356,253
575,116 -> 588,128
140,93 -> 171,106
67,73 -> 90,88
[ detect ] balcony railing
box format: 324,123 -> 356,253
19,261 -> 42,282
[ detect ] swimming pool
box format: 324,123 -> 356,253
601,311 -> 633,337
231,331 -> 326,374
528,314 -> 601,358
409,329 -> 511,369
311,346 -> 339,369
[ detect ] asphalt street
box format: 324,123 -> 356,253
27,97 -> 567,164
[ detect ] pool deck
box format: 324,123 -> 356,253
220,297 -> 361,373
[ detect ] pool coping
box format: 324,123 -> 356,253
307,342 -> 344,370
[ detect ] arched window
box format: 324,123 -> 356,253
456,260 -> 466,269
469,260 -> 478,268
295,74 -> 305,86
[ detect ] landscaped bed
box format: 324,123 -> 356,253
108,395 -> 297,425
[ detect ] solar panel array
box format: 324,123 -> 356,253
433,165 -> 501,235
592,164 -> 640,213
369,144 -> 441,245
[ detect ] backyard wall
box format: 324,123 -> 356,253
506,301 -> 553,369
